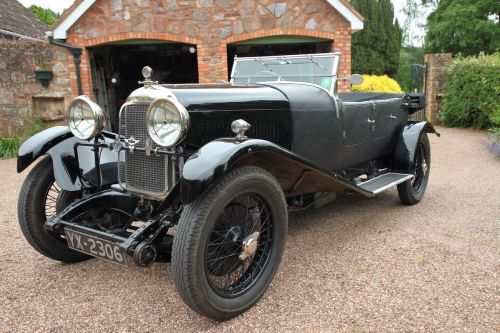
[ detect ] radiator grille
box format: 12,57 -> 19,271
119,103 -> 169,197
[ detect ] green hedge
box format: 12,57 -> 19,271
440,53 -> 500,129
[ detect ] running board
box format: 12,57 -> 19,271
357,173 -> 414,195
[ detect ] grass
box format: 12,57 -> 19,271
0,118 -> 46,159
0,137 -> 21,159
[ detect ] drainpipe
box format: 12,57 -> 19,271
46,32 -> 83,95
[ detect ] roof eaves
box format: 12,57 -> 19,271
52,0 -> 95,39
325,0 -> 365,32
0,28 -> 45,41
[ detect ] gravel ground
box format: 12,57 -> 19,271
0,126 -> 498,332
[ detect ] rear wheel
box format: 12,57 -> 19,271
17,156 -> 90,262
171,166 -> 287,320
397,133 -> 431,205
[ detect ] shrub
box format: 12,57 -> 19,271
0,137 -> 20,159
352,75 -> 403,93
440,53 -> 500,129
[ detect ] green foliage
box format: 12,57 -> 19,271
0,137 -> 20,159
440,53 -> 500,129
380,0 -> 402,76
395,46 -> 425,92
350,0 -> 402,76
352,75 -> 403,93
425,0 -> 500,56
26,118 -> 46,137
28,5 -> 59,26
0,118 -> 46,159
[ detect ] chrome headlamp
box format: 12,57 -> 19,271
67,96 -> 106,140
146,98 -> 189,147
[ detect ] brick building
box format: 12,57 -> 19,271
0,0 -> 73,136
51,0 -> 364,128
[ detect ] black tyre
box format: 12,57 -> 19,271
172,166 -> 288,321
17,156 -> 91,262
397,133 -> 431,205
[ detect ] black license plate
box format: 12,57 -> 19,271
65,228 -> 128,266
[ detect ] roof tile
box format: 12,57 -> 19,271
0,0 -> 49,39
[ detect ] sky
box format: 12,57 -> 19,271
18,0 -> 425,44
19,0 -> 409,18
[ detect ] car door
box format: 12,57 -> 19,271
341,101 -> 372,146
370,98 -> 403,140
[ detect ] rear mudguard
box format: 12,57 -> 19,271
180,138 -> 373,203
17,126 -> 118,191
392,121 -> 440,172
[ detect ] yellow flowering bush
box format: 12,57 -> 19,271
351,75 -> 403,93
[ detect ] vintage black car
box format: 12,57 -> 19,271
17,53 -> 438,320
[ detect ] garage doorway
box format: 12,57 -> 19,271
88,41 -> 198,131
227,36 -> 332,80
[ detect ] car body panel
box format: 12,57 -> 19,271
166,84 -> 292,149
167,82 -> 415,173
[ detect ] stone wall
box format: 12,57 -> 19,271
0,37 -> 73,137
424,53 -> 452,124
66,0 -> 354,96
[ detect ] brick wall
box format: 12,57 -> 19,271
0,37 -> 73,136
424,53 -> 452,124
66,0 -> 353,96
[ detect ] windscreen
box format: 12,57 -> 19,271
230,53 -> 340,91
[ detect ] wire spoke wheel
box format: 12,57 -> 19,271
411,142 -> 427,193
172,166 -> 287,320
17,156 -> 91,262
397,133 -> 431,205
204,193 -> 273,297
44,182 -> 61,219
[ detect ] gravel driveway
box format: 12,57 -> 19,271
0,126 -> 498,332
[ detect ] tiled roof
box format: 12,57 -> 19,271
0,0 -> 48,39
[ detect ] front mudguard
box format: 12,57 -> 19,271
180,138 -> 371,203
180,139 -> 263,203
17,126 -> 72,173
17,126 -> 118,191
392,121 -> 440,172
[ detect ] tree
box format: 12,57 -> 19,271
380,0 -> 402,76
425,0 -> 500,56
395,46 -> 425,92
350,0 -> 402,76
28,5 -> 59,26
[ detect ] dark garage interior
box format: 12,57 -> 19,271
88,41 -> 198,131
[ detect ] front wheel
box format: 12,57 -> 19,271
17,156 -> 90,262
171,166 -> 288,320
397,133 -> 431,205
